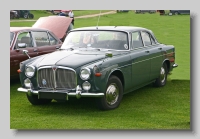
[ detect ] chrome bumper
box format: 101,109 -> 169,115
17,86 -> 104,100
173,63 -> 178,68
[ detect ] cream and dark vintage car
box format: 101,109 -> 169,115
17,26 -> 178,110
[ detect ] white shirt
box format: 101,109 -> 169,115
69,11 -> 74,18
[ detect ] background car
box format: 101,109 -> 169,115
13,10 -> 34,19
116,10 -> 129,13
10,16 -> 73,80
169,10 -> 190,15
50,10 -> 71,16
10,10 -> 19,19
17,26 -> 178,110
135,10 -> 156,14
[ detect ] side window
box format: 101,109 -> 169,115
32,31 -> 50,47
132,32 -> 143,48
141,31 -> 151,46
15,32 -> 32,49
48,33 -> 58,45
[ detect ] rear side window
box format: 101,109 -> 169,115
32,31 -> 50,47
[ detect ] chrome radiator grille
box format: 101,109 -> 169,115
37,67 -> 76,89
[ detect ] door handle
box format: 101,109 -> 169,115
56,46 -> 60,49
158,47 -> 162,50
34,49 -> 38,52
145,50 -> 150,53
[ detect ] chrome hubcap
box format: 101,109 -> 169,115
160,67 -> 166,83
106,83 -> 119,105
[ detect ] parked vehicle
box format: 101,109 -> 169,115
169,10 -> 190,15
117,10 -> 129,13
17,26 -> 178,110
10,10 -> 19,19
10,16 -> 73,80
157,10 -> 165,15
135,10 -> 156,14
16,10 -> 34,19
50,10 -> 71,16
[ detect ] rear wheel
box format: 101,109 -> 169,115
154,63 -> 168,87
29,14 -> 34,19
26,94 -> 52,105
96,76 -> 123,110
174,12 -> 179,15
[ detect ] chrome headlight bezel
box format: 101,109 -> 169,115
25,65 -> 35,78
80,67 -> 91,80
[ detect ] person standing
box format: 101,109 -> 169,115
68,10 -> 74,25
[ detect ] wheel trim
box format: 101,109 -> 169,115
106,83 -> 119,105
160,67 -> 166,83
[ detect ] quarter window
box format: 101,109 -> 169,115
48,33 -> 58,45
141,31 -> 151,46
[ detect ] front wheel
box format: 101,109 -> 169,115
154,63 -> 168,87
26,94 -> 52,105
96,76 -> 123,110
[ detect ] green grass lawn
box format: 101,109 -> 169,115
10,11 -> 190,129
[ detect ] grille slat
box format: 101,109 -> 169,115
38,67 -> 76,89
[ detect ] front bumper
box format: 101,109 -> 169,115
17,85 -> 104,100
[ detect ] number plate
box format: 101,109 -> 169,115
39,92 -> 67,100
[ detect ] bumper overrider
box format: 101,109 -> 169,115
172,63 -> 178,68
17,85 -> 104,100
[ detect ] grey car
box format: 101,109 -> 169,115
169,10 -> 190,15
135,10 -> 156,14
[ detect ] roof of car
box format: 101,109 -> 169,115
72,26 -> 151,32
10,27 -> 48,32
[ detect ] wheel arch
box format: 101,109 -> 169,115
108,69 -> 125,91
163,59 -> 170,73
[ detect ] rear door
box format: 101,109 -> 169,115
130,31 -> 151,87
140,31 -> 163,80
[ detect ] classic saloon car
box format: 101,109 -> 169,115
17,26 -> 178,110
10,16 -> 73,79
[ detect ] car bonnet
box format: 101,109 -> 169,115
32,16 -> 72,40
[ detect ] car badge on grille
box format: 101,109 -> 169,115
42,79 -> 47,86
52,66 -> 57,71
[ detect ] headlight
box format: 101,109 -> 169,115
25,65 -> 35,78
80,67 -> 91,80
82,81 -> 91,91
24,78 -> 32,88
